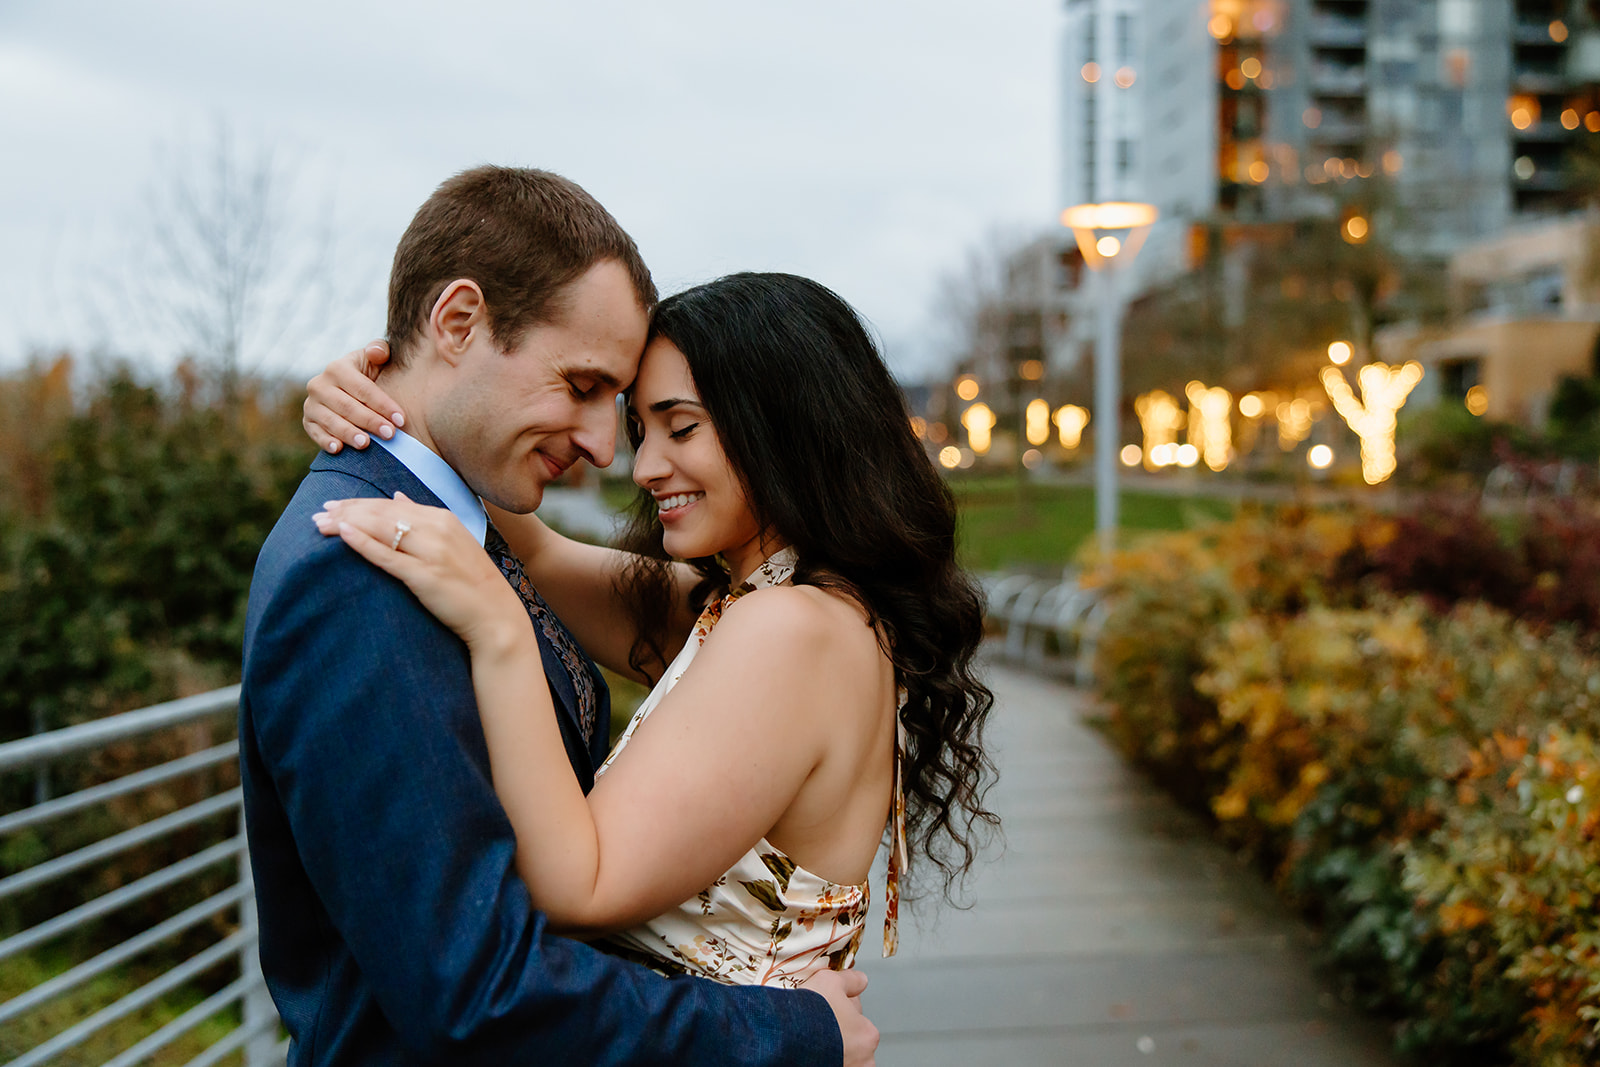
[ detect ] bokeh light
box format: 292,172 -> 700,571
938,445 -> 961,469
1185,381 -> 1233,471
1328,341 -> 1352,365
955,376 -> 980,401
1120,444 -> 1142,467
1096,235 -> 1123,257
961,402 -> 996,454
1135,390 -> 1184,471
1025,398 -> 1051,446
1054,404 -> 1090,448
1308,444 -> 1334,469
1320,361 -> 1425,484
1466,384 -> 1489,416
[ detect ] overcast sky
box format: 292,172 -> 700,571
1,0 -> 1061,380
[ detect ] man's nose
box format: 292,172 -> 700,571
573,400 -> 618,470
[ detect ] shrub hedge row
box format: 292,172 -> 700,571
1091,505 -> 1600,1066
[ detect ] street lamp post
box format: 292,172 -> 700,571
1061,201 -> 1158,559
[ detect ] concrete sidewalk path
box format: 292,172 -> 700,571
855,661 -> 1402,1066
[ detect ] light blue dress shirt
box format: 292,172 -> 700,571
374,431 -> 488,546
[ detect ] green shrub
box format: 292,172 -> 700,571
1094,505 -> 1600,1063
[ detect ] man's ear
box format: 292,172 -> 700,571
426,280 -> 488,366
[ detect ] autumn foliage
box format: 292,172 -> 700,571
1093,505 -> 1600,1065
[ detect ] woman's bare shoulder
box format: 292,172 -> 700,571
710,585 -> 884,694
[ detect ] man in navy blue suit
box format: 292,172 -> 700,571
241,167 -> 878,1065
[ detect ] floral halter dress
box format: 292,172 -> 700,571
596,548 -> 908,987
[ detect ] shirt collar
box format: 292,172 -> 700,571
374,431 -> 488,546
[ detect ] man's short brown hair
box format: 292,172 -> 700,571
385,166 -> 656,367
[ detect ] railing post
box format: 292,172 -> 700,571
238,807 -> 279,1066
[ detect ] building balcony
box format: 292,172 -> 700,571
1513,21 -> 1565,46
1513,120 -> 1576,144
1310,116 -> 1367,143
1310,65 -> 1367,95
1514,168 -> 1569,192
1513,72 -> 1567,95
1308,17 -> 1367,47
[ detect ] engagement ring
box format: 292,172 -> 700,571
390,521 -> 412,551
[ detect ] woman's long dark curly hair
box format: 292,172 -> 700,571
616,271 -> 998,899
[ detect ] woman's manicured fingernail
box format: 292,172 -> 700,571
378,424 -> 394,440
312,512 -> 332,529
322,500 -> 343,510
353,433 -> 369,448
391,412 -> 405,427
327,441 -> 341,453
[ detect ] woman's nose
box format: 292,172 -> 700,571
632,434 -> 667,486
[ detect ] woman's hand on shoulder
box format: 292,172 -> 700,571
304,340 -> 405,453
312,493 -> 529,653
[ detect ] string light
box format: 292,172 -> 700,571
1276,397 -> 1314,450
1025,399 -> 1051,446
1185,380 -> 1233,471
961,402 -> 996,454
1053,404 -> 1090,448
1320,361 -> 1424,484
1135,390 -> 1185,470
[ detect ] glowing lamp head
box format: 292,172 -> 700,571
1062,201 -> 1159,271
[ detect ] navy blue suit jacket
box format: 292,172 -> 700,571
240,445 -> 840,1065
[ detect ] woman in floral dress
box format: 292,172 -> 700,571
305,272 -> 996,986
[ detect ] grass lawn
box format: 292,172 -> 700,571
0,948 -> 245,1066
600,473 -> 1236,572
953,477 -> 1235,571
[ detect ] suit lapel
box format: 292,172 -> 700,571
312,445 -> 600,781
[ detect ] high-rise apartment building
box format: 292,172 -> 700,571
1061,0 -> 1600,267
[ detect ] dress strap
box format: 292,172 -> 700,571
883,706 -> 908,958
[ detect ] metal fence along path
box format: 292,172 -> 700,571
0,688 -> 283,1067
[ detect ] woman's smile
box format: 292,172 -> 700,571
655,491 -> 705,521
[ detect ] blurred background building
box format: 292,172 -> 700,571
940,0 -> 1600,452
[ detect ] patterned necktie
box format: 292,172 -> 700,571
483,522 -> 598,741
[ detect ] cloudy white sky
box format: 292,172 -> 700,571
1,0 -> 1062,380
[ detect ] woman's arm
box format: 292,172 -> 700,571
484,504 -> 700,684
317,496 -> 841,938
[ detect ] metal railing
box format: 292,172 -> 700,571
983,572 -> 1108,687
0,687 -> 284,1067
